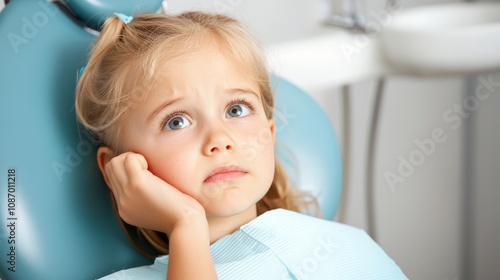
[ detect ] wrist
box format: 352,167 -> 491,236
166,208 -> 208,236
170,216 -> 210,242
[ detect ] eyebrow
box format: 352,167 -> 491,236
225,88 -> 261,102
146,96 -> 184,125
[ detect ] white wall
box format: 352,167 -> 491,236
312,75 -> 467,280
467,3 -> 500,279
471,71 -> 500,280
164,0 -> 331,46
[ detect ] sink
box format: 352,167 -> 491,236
381,2 -> 500,75
266,2 -> 500,92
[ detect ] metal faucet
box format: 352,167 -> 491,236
324,0 -> 365,30
324,0 -> 402,31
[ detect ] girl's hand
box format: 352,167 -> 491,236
103,152 -> 207,235
102,151 -> 216,279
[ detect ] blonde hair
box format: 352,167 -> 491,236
76,11 -> 317,258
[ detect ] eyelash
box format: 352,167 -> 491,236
227,97 -> 256,113
159,97 -> 257,131
159,109 -> 189,131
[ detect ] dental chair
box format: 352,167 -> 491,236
0,1 -> 342,279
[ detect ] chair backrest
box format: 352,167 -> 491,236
0,1 -> 341,279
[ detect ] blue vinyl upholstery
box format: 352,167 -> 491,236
0,1 -> 341,279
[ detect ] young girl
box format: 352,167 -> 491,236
76,11 -> 407,280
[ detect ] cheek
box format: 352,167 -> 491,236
249,123 -> 275,185
145,146 -> 196,193
262,142 -> 276,184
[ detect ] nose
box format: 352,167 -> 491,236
202,124 -> 235,156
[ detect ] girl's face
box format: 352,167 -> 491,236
118,46 -> 275,218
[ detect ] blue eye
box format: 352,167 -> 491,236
226,104 -> 250,118
165,116 -> 191,130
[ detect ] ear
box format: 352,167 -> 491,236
97,146 -> 115,186
268,118 -> 276,143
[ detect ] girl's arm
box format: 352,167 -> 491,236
100,151 -> 217,280
168,217 -> 217,280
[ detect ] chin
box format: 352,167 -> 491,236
204,200 -> 256,219
201,183 -> 268,218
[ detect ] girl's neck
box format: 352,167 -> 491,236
207,205 -> 257,244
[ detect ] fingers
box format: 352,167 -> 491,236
123,153 -> 148,177
104,152 -> 147,195
104,155 -> 125,191
136,153 -> 148,170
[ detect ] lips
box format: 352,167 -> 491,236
204,165 -> 247,184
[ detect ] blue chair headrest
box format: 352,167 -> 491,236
62,0 -> 163,30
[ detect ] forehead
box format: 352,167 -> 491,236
151,44 -> 259,94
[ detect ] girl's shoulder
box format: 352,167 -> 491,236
242,208 -> 365,237
237,208 -> 408,279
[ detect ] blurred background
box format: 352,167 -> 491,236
1,0 -> 498,279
